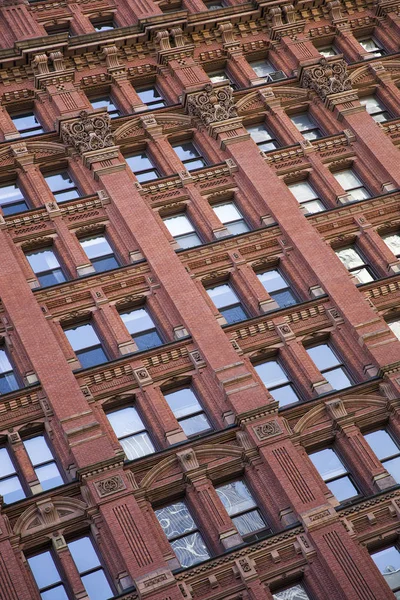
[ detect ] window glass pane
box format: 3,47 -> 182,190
65,324 -> 100,351
273,584 -> 310,600
249,60 -> 274,77
334,170 -> 363,190
0,349 -> 13,374
309,448 -> 346,480
0,475 -> 25,503
107,407 -> 145,437
26,250 -> 60,273
77,346 -> 107,368
28,552 -> 61,589
41,587 -> 69,600
136,87 -> 165,107
24,435 -> 53,465
171,532 -> 210,568
80,236 -> 113,259
257,270 -> 286,292
134,330 -> 163,351
372,546 -> 400,592
254,360 -> 288,388
389,321 -> 400,340
270,384 -> 300,407
68,537 -> 100,573
174,143 -> 200,161
247,124 -> 273,143
121,308 -> 155,334
209,71 -> 228,83
233,509 -> 266,536
120,432 -> 155,459
360,96 -> 384,114
213,202 -> 242,223
91,97 -> 118,115
155,502 -> 196,539
45,172 -> 74,193
324,366 -> 352,390
220,305 -> 247,324
270,289 -> 297,308
36,463 -> 63,490
165,388 -> 201,419
164,215 -> 194,237
126,153 -> 155,173
180,414 -> 211,436
216,480 -> 256,515
291,113 -> 315,131
364,430 -> 399,460
289,182 -> 317,202
0,183 -> 24,205
383,234 -> 400,256
0,447 -> 16,477
327,477 -> 358,501
226,220 -> 249,235
383,457 -> 400,483
81,570 -> 113,600
307,344 -> 338,370
207,284 -> 239,309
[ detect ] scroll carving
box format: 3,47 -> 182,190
61,111 -> 114,154
186,85 -> 237,126
300,58 -> 352,100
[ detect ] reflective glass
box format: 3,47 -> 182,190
38,270 -> 66,287
0,183 -> 25,206
319,46 -> 337,57
258,270 -> 287,293
12,112 -> 43,136
207,284 -> 240,309
291,113 -> 317,132
0,371 -> 19,394
334,169 -> 363,191
213,202 -> 243,224
65,324 -> 101,351
219,305 -> 246,324
164,214 -> 194,237
360,38 -> 383,54
26,249 -> 60,273
249,60 -> 274,77
28,552 -> 61,589
107,407 -> 146,437
226,220 -> 249,235
247,124 -> 274,144
121,308 -> 156,335
372,546 -> 400,592
156,502 -> 196,539
136,87 -> 165,108
0,447 -> 16,478
289,182 -> 317,203
165,388 -> 201,419
0,348 -> 13,374
68,537 -> 100,572
24,435 -> 53,465
309,448 -> 346,481
389,321 -> 400,340
273,584 -> 311,599
81,570 -> 113,600
206,1 -> 224,8
233,510 -> 266,536
35,463 -> 63,490
93,23 -> 114,31
179,413 -> 211,436
91,96 -> 119,117
80,236 -> 113,259
269,385 -> 300,406
254,360 -> 288,388
45,172 -> 76,193
384,457 -> 400,483
174,142 -> 201,161
326,477 -> 358,502
126,153 -> 154,172
0,475 -> 25,503
270,289 -> 297,308
364,430 -> 399,461
360,96 -> 385,115
134,330 -> 163,351
216,480 -> 256,516
347,187 -> 370,201
120,432 -> 155,459
307,344 -> 339,371
171,532 -> 210,568
324,366 -> 352,390
383,233 -> 400,257
91,256 -> 119,273
77,346 -> 107,368
209,71 -> 229,83
41,587 -> 69,600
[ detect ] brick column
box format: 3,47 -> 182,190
0,1 -> 46,47
0,104 -> 19,141
355,215 -> 400,276
0,519 -> 33,600
334,27 -> 370,62
54,538 -> 87,598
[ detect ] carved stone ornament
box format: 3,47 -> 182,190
253,419 -> 282,441
95,474 -> 126,498
61,111 -> 114,154
300,58 -> 352,100
186,84 -> 237,126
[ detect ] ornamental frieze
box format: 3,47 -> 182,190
60,110 -> 115,154
300,58 -> 352,100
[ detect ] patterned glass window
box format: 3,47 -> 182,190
309,448 -> 359,502
247,123 -> 279,151
216,480 -> 270,539
333,169 -> 370,201
288,181 -> 324,214
136,86 -> 166,109
0,447 -> 25,504
291,113 -> 323,140
120,307 -> 163,351
126,152 -> 160,183
0,182 -> 29,215
23,435 -> 63,491
273,583 -> 311,599
26,248 -> 66,287
335,246 -> 375,284
364,429 -> 400,483
64,323 -> 108,369
0,348 -> 19,394
163,214 -> 202,249
212,202 -> 249,235
306,343 -> 352,390
107,406 -> 155,459
254,360 -> 300,406
257,269 -> 298,308
207,283 -> 247,324
155,501 -> 210,568
359,37 -> 385,57
45,172 -> 80,203
371,546 -> 400,598
80,235 -> 119,273
164,387 -> 212,436
382,233 -> 400,257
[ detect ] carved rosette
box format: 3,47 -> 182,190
61,111 -> 115,154
186,85 -> 238,126
300,58 -> 352,100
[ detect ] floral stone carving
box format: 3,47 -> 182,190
300,58 -> 352,100
61,110 -> 114,154
186,85 -> 237,126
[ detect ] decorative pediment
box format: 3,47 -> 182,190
114,113 -> 193,143
349,61 -> 400,86
236,86 -> 309,115
0,141 -> 66,171
14,497 -> 87,537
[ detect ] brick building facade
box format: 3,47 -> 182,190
0,0 -> 400,598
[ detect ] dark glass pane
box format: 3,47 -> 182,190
2,201 -> 29,215
220,305 -> 247,324
134,330 -> 163,351
270,289 -> 297,308
384,457 -> 400,483
37,270 -> 66,287
77,346 -> 108,368
81,570 -> 113,600
0,372 -> 19,394
179,414 -> 211,436
327,476 -> 358,502
92,256 -> 119,272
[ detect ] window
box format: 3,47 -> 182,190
212,202 -> 249,235
164,388 -> 212,436
0,182 -> 29,215
257,269 -> 298,308
23,435 -> 63,491
254,360 -> 300,406
155,501 -> 210,568
309,447 -> 359,502
291,112 -> 323,140
120,307 -> 163,351
389,320 -> 400,340
136,86 -> 166,109
273,584 -> 312,599
205,0 -> 224,8
90,96 -> 119,118
80,235 -> 119,273
64,323 -> 108,368
382,232 -> 400,257
92,21 -> 115,31
364,429 -> 400,483
216,480 -> 270,540
335,246 -> 375,284
26,248 -> 66,287
9,111 -> 43,137
333,169 -> 370,201
371,546 -> 400,598
107,406 -> 155,459
126,152 -> 160,183
28,537 -> 113,600
207,283 -> 247,324
248,59 -> 286,82
360,96 -> 391,123
306,343 -> 352,390
247,123 -> 279,152
318,46 -> 337,57
288,181 -> 324,214
0,348 -> 19,394
163,214 -> 201,249
359,37 -> 385,57
0,447 -> 25,504
208,70 -> 236,89
45,171 -> 80,203
173,142 -> 207,171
